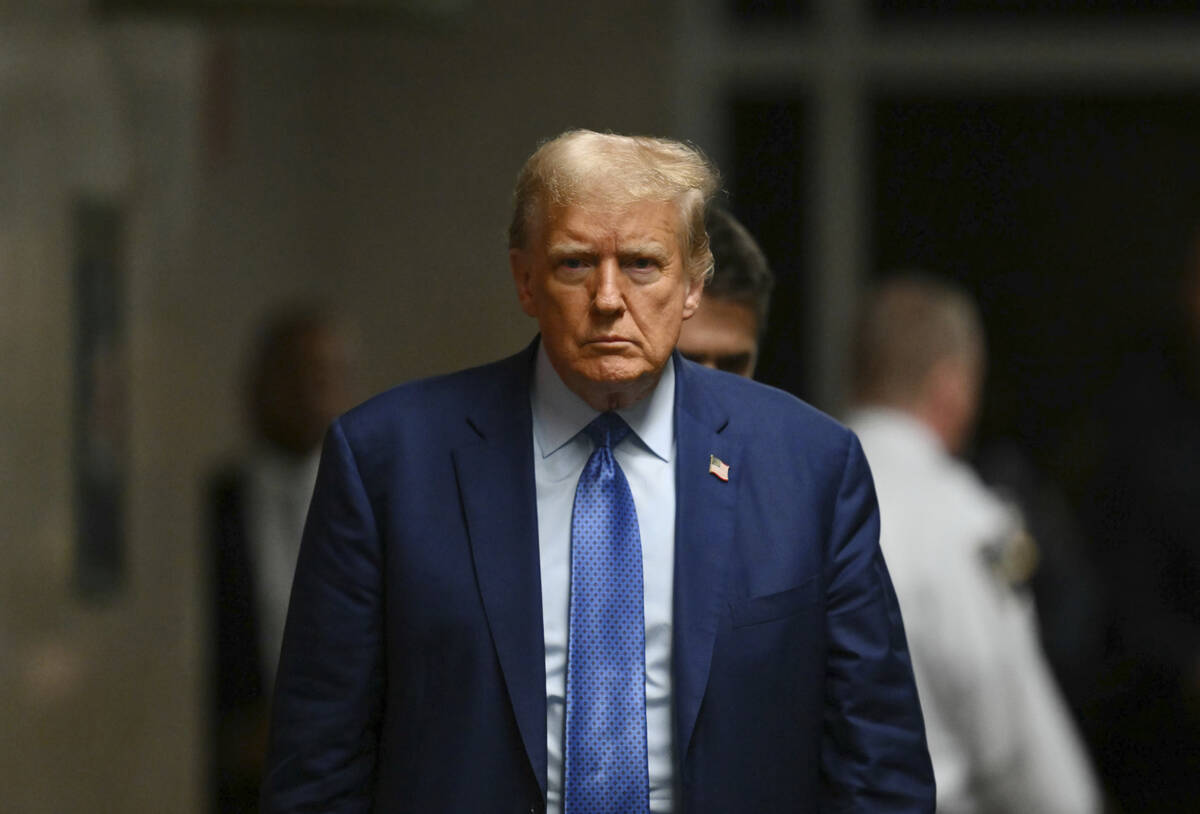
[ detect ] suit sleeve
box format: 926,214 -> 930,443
819,433 -> 936,813
260,419 -> 385,813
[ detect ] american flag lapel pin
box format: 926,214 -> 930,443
708,454 -> 730,482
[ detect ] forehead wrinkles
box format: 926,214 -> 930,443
532,154 -> 687,219
542,198 -> 682,254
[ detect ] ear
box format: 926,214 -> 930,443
682,273 -> 704,320
924,356 -> 980,455
510,248 -> 538,317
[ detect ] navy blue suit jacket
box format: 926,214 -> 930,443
261,341 -> 933,813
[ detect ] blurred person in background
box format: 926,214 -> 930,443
1083,227 -> 1200,813
845,273 -> 1101,814
675,204 -> 774,378
206,308 -> 358,813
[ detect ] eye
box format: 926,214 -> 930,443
717,353 -> 753,374
554,256 -> 592,278
625,256 -> 662,275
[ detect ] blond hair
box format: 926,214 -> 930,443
508,129 -> 719,283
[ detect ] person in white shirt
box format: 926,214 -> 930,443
845,272 -> 1101,814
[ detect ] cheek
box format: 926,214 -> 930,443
647,318 -> 685,355
534,292 -> 588,342
533,284 -> 569,319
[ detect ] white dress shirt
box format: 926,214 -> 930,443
531,346 -> 676,814
246,446 -> 319,689
847,407 -> 1100,814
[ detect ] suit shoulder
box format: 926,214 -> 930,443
334,348 -> 529,450
690,363 -> 853,449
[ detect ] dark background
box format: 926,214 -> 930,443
730,93 -> 1200,492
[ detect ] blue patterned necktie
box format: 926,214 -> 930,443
564,412 -> 649,814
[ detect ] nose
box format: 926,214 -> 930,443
591,258 -> 625,314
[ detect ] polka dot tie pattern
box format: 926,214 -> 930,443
563,412 -> 649,814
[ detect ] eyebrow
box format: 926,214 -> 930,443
618,242 -> 671,261
546,240 -> 673,262
546,241 -> 594,259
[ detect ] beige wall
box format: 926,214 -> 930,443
0,16 -> 203,813
198,3 -> 678,405
1,3 -> 674,811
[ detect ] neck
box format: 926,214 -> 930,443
906,398 -> 966,456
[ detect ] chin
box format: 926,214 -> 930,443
579,356 -> 654,385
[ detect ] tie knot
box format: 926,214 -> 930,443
583,411 -> 631,450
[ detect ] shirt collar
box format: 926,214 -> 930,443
845,406 -> 944,459
531,342 -> 675,463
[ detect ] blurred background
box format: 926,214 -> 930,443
3,0 -> 1200,811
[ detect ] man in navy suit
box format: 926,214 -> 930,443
261,130 -> 933,813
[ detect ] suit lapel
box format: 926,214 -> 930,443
452,342 -> 548,798
671,355 -> 740,768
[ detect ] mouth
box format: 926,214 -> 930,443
585,335 -> 634,348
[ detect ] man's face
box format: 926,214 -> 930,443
676,296 -> 760,378
511,199 -> 703,410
